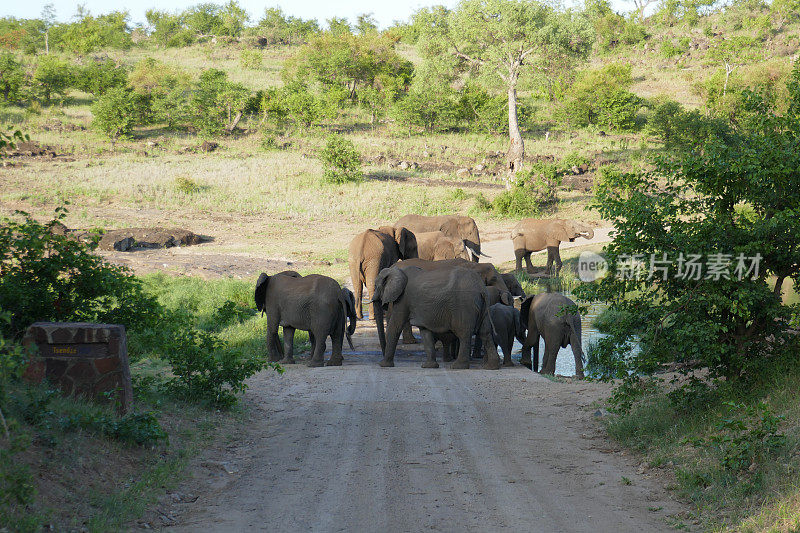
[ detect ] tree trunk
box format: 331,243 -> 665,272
506,84 -> 524,189
226,111 -> 243,132
45,31 -> 49,54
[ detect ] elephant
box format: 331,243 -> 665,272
486,287 -> 514,307
348,227 -> 417,320
511,219 -> 595,274
395,214 -> 483,262
519,292 -> 585,378
501,272 -> 527,300
414,231 -> 471,261
371,265 -> 501,370
254,272 -> 357,367
489,303 -> 527,366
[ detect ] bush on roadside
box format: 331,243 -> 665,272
320,134 -> 363,184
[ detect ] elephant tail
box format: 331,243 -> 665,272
568,315 -> 585,364
374,297 -> 386,353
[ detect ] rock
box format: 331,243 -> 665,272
422,151 -> 432,158
98,228 -> 204,251
474,164 -> 486,173
571,165 -> 581,175
456,168 -> 471,178
146,141 -> 159,148
579,163 -> 589,173
398,161 -> 410,170
594,409 -> 603,417
199,141 -> 219,152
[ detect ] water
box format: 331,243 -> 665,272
509,289 -> 607,377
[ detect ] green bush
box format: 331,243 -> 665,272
559,63 -> 641,131
0,53 -> 25,104
320,135 -> 363,184
659,38 -> 689,59
73,58 -> 128,96
32,55 -> 74,104
240,49 -> 262,70
128,58 -> 191,128
92,87 -> 142,148
483,186 -> 543,218
174,176 -> 201,194
457,84 -> 530,135
282,84 -> 325,129
390,87 -> 461,133
0,207 -> 160,340
647,96 -> 733,150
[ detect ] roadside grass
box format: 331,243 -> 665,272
603,364 -> 800,531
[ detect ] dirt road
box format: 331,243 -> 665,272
161,321 -> 683,533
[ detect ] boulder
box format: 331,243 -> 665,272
98,228 -> 204,251
456,168 -> 471,178
200,141 -> 219,152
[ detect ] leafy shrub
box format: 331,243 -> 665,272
282,83 -> 325,129
659,38 -> 689,58
240,49 -> 262,70
128,58 -> 191,128
73,58 -> 128,96
0,53 -> 25,104
483,186 -> 544,218
559,63 -> 641,131
0,207 -> 161,340
390,87 -> 461,133
320,135 -> 363,184
190,69 -> 251,135
174,176 -> 201,194
458,84 -> 529,135
32,55 -> 74,104
647,96 -> 733,150
92,87 -> 142,148
145,9 -> 196,47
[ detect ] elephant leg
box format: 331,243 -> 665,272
443,338 -> 456,362
307,329 -> 327,367
502,337 -> 514,367
379,315 -> 403,367
572,344 -> 584,379
541,341 -> 558,374
520,344 -> 532,369
420,329 -> 439,368
471,334 -> 483,360
478,319 -> 501,370
267,321 -> 282,363
401,321 -> 418,344
451,332 -> 471,370
524,252 -> 535,274
555,248 -> 563,273
514,248 -> 526,272
327,323 -> 345,367
280,326 -> 296,364
533,339 -> 540,372
353,279 -> 364,320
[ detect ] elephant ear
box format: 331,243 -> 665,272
500,290 -> 513,306
377,225 -> 395,238
439,218 -> 459,239
398,227 -> 418,259
254,273 -> 269,314
381,267 -> 408,304
519,295 -> 535,326
547,223 -> 572,247
434,240 -> 452,260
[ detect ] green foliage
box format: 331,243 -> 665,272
174,176 -> 201,194
91,87 -> 141,146
576,64 -> 800,405
559,63 -> 641,130
73,58 -> 128,96
252,7 -> 319,45
189,69 -> 251,134
57,10 -> 132,53
128,58 -> 191,128
320,134 -> 363,184
702,401 -> 786,473
239,49 -> 262,70
31,55 -> 74,104
479,186 -> 543,218
145,10 -> 195,47
0,17 -> 46,54
659,37 -> 690,58
458,84 -> 532,135
282,83 -> 326,128
391,86 -> 461,133
0,53 -> 24,104
647,96 -> 733,150
0,207 -> 161,340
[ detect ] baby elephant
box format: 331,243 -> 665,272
254,271 -> 357,367
519,292 -> 584,378
489,303 -> 527,366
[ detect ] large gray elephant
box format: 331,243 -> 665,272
395,214 -> 483,262
414,231 -> 471,261
371,265 -> 501,370
348,227 -> 417,320
255,272 -> 357,367
490,303 -> 527,367
511,219 -> 594,274
519,292 -> 584,378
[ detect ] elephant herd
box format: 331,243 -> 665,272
254,214 -> 593,378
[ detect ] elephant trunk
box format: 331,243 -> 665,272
373,296 -> 387,353
582,226 -> 594,240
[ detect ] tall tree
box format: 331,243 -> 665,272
414,0 -> 592,181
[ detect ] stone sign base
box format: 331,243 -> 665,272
23,322 -> 133,414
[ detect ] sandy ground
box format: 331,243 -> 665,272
149,319 -> 686,533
